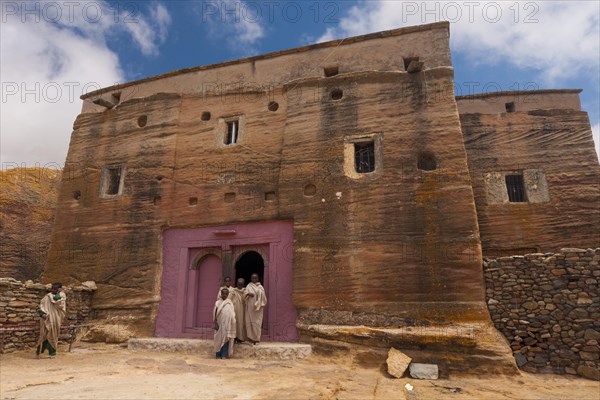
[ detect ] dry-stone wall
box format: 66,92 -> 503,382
484,248 -> 600,381
0,278 -> 95,353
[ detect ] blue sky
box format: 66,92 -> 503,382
1,1 -> 599,166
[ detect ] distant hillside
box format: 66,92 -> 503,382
0,168 -> 61,281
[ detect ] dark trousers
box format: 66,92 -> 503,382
36,340 -> 56,356
216,341 -> 229,359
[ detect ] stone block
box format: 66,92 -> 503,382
409,363 -> 438,380
514,353 -> 528,367
577,365 -> 600,381
584,329 -> 600,341
386,348 -> 411,378
580,352 -> 599,361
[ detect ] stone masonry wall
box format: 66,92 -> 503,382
484,248 -> 600,380
0,278 -> 95,353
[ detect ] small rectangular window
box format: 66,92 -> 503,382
354,141 -> 375,173
225,120 -> 239,145
324,66 -> 339,77
102,165 -> 124,197
404,57 -> 422,73
505,174 -> 526,202
505,102 -> 515,113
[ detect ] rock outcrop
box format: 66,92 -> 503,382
0,168 -> 60,281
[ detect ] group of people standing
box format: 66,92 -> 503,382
213,273 -> 267,359
34,277 -> 267,360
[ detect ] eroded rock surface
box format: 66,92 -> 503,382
0,168 -> 60,281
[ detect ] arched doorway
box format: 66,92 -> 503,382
235,251 -> 264,285
183,254 -> 221,336
235,250 -> 268,337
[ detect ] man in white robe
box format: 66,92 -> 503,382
213,288 -> 236,359
230,278 -> 247,343
36,282 -> 67,358
244,273 -> 267,344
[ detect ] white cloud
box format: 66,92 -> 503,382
125,2 -> 173,56
1,1 -> 172,166
198,0 -> 265,54
592,123 -> 600,162
317,1 -> 600,162
318,1 -> 599,85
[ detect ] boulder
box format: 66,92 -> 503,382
386,348 -> 412,378
81,281 -> 98,290
577,365 -> 600,381
82,324 -> 135,343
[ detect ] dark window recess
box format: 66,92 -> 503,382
331,89 -> 343,100
304,184 -> 317,196
354,142 -> 375,173
417,152 -> 437,171
505,174 -> 526,202
505,102 -> 516,113
105,167 -> 122,195
138,115 -> 147,127
324,66 -> 339,77
201,112 -> 211,121
224,192 -> 236,203
225,120 -> 239,145
403,57 -> 420,71
264,191 -> 276,201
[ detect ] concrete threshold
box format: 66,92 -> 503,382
127,338 -> 312,360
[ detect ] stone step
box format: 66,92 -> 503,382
127,338 -> 312,360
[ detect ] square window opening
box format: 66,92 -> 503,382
403,57 -> 420,71
103,166 -> 123,196
505,102 -> 516,113
111,92 -> 121,104
354,141 -> 375,174
225,120 -> 239,145
505,174 -> 526,202
324,66 -> 339,77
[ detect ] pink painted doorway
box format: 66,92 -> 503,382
155,220 -> 297,342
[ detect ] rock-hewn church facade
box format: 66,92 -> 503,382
44,22 -> 600,344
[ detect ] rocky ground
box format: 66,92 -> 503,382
1,343 -> 598,400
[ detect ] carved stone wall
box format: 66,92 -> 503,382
44,22 -> 487,336
460,93 -> 600,256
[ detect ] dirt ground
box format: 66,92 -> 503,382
1,343 -> 598,400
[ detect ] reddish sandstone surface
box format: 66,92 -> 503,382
0,168 -> 60,281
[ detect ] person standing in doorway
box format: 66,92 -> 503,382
244,273 -> 267,345
216,276 -> 233,300
213,288 -> 236,359
36,282 -> 67,359
230,278 -> 247,343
